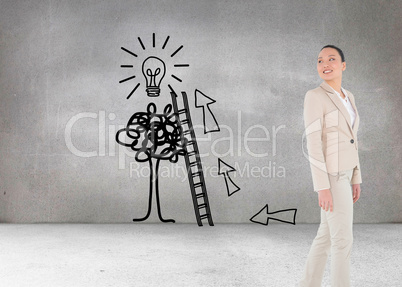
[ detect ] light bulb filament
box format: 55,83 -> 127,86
146,68 -> 161,87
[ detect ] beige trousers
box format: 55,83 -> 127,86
300,169 -> 354,287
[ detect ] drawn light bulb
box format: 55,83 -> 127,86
142,56 -> 166,97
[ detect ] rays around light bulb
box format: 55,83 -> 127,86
137,36 -> 146,50
171,74 -> 182,82
162,36 -> 170,49
170,45 -> 183,57
119,33 -> 189,99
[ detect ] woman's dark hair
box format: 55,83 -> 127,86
321,45 -> 345,62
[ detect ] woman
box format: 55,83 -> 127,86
300,45 -> 362,287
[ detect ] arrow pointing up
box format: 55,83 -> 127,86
218,158 -> 240,197
195,89 -> 220,134
250,204 -> 297,225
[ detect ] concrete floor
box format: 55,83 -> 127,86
0,224 -> 400,287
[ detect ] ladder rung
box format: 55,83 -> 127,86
187,140 -> 196,146
193,182 -> 203,188
182,130 -> 191,135
187,151 -> 197,156
196,192 -> 205,198
191,171 -> 201,177
189,161 -> 198,167
200,214 -> 209,220
178,109 -> 187,114
181,119 -> 189,125
198,204 -> 207,209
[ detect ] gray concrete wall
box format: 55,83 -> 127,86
0,0 -> 400,223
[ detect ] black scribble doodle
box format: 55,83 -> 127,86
218,158 -> 241,197
250,204 -> 297,225
195,89 -> 220,134
116,103 -> 186,223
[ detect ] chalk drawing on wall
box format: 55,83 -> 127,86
169,86 -> 214,226
117,34 -> 214,226
250,204 -> 297,225
120,34 -> 189,99
218,158 -> 241,197
195,89 -> 220,134
117,33 -> 296,226
116,102 -> 186,223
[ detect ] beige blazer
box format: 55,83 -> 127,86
304,81 -> 362,191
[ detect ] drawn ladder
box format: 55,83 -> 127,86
170,90 -> 214,226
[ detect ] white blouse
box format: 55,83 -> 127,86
332,87 -> 357,128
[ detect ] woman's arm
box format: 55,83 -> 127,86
351,164 -> 362,185
352,184 -> 361,203
347,91 -> 363,186
304,90 -> 331,191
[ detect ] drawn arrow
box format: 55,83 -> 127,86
250,204 -> 297,225
218,158 -> 240,197
195,89 -> 220,134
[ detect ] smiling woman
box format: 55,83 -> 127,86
299,45 -> 362,287
317,45 -> 346,94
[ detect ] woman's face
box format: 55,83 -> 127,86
317,48 -> 346,82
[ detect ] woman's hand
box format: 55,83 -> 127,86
318,189 -> 333,212
352,184 -> 361,203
